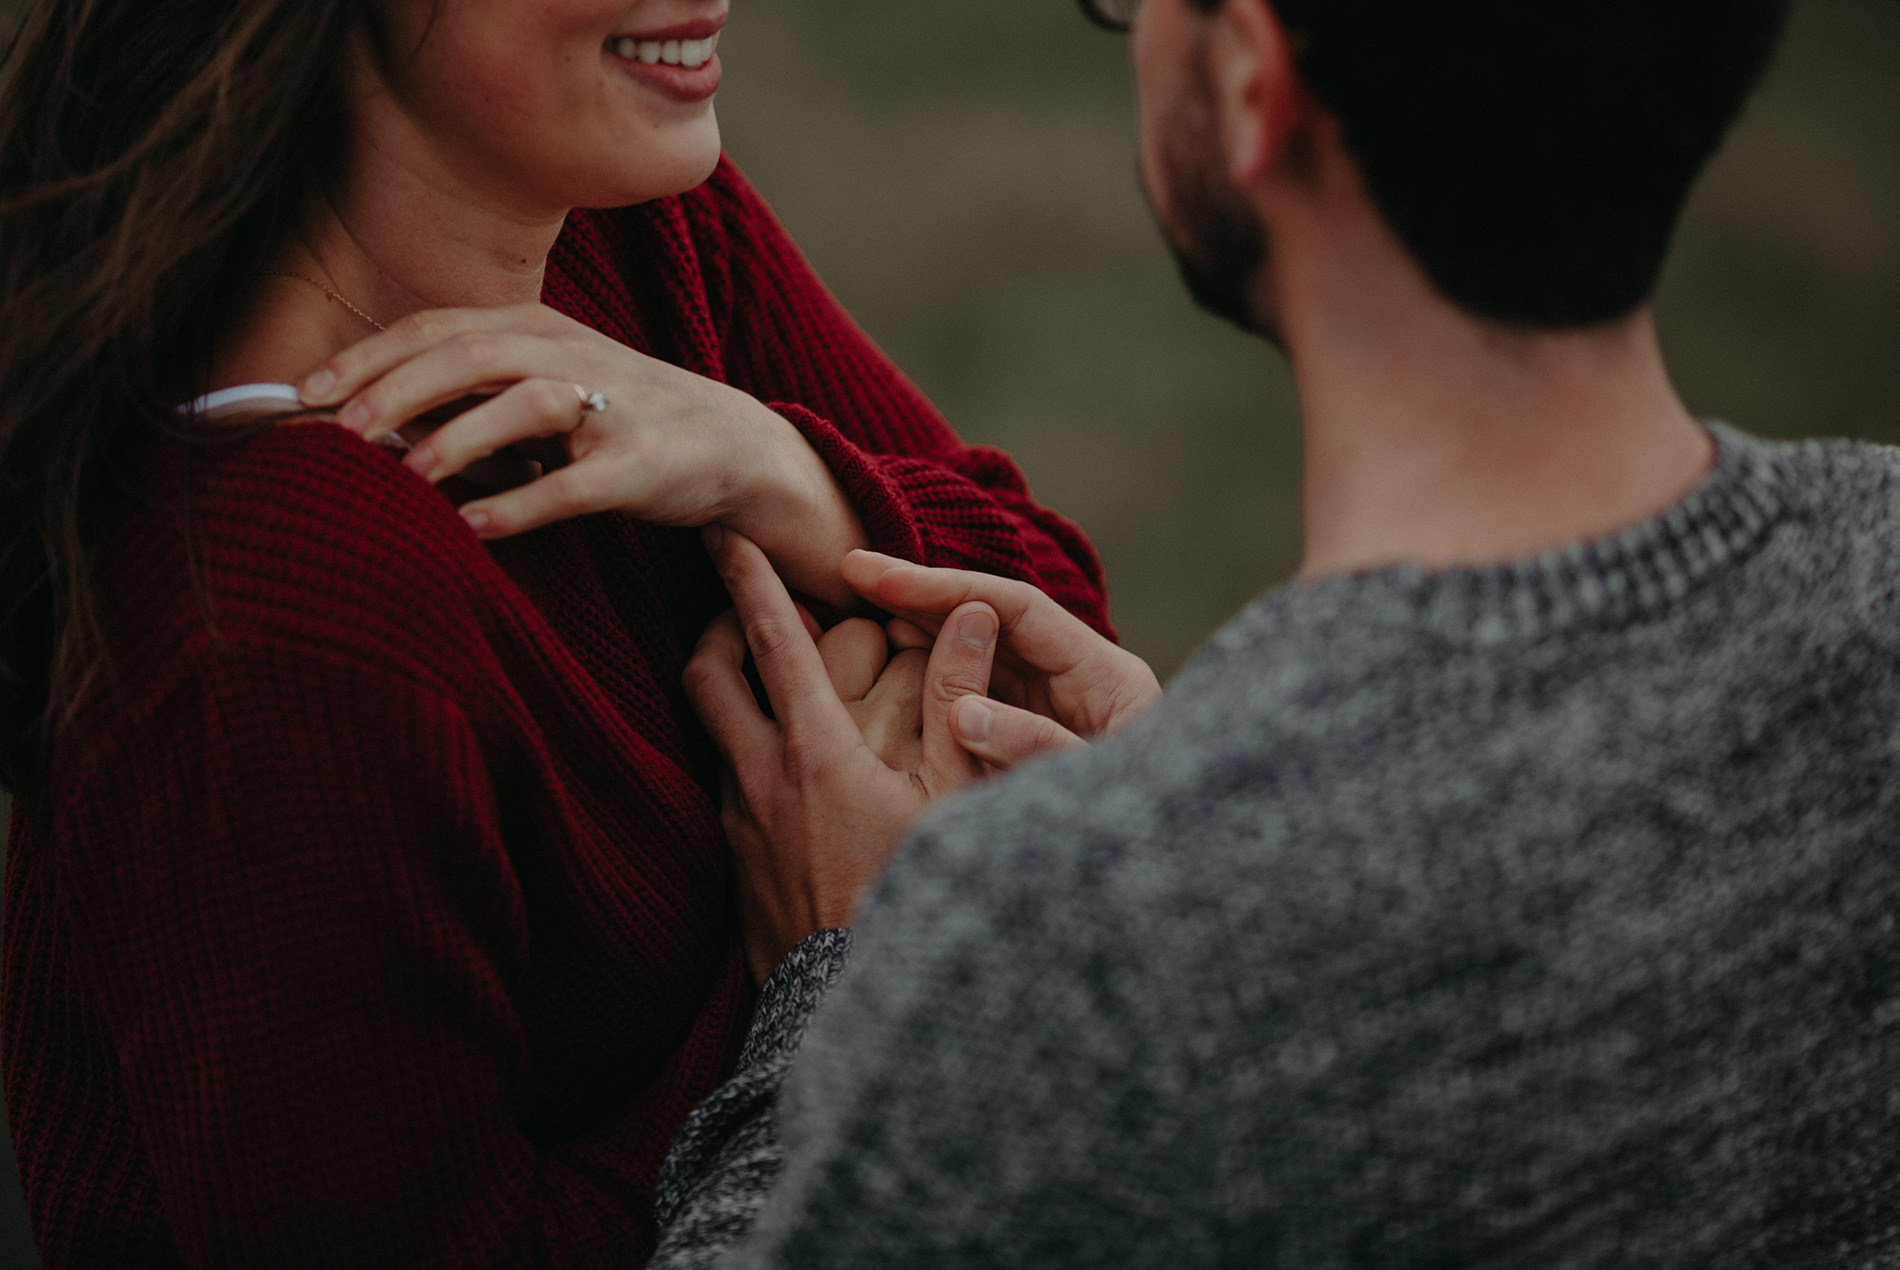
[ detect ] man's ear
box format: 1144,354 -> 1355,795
1206,0 -> 1315,189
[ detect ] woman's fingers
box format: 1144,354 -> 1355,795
949,695 -> 1089,772
704,528 -> 858,744
343,330 -> 571,444
794,604 -> 824,643
402,377 -> 589,482
457,460 -> 610,538
683,612 -> 777,768
885,617 -> 934,651
856,648 -> 927,767
817,618 -> 891,703
298,303 -> 572,412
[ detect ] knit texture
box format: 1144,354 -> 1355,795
651,932 -> 854,1270
0,157 -> 1109,1268
653,426 -> 1900,1269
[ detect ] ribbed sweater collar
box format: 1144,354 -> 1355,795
1291,424 -> 1789,647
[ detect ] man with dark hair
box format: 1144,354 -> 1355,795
653,0 -> 1900,1264
1250,0 -> 1788,328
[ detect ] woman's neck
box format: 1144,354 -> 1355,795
213,101 -> 570,390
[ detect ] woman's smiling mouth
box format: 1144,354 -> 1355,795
610,33 -> 719,69
615,32 -> 718,67
605,17 -> 725,102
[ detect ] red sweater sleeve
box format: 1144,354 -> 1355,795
57,640 -> 707,1267
694,158 -> 1116,639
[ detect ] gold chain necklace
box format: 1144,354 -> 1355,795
259,269 -> 388,332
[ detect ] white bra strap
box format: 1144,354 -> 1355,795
179,383 -> 307,422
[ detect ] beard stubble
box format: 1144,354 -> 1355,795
1144,52 -> 1274,341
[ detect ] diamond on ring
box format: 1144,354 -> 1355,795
580,390 -> 610,414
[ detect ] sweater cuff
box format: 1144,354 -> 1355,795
772,403 -> 928,564
650,931 -> 853,1266
740,928 -> 856,1071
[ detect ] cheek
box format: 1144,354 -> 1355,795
402,16 -> 721,206
411,0 -> 628,119
1131,2 -> 1210,234
402,17 -> 577,141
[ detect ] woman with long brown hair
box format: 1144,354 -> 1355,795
0,0 -> 1111,1262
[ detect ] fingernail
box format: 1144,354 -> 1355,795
300,367 -> 336,402
462,508 -> 490,535
340,401 -> 371,433
956,611 -> 997,648
701,524 -> 725,553
955,697 -> 994,743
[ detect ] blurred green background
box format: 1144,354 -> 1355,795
3,0 -> 1898,1263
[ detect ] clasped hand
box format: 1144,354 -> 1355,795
688,529 -> 1163,983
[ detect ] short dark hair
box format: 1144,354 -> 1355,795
1233,0 -> 1792,327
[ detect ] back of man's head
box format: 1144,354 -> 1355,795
1243,0 -> 1791,327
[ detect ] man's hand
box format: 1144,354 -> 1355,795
686,529 -> 1002,984
845,551 -> 1164,772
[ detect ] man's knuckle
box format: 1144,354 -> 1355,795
746,615 -> 798,662
1006,714 -> 1057,749
932,665 -> 989,701
780,731 -> 833,783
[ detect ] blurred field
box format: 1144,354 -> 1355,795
3,0 -> 1899,1263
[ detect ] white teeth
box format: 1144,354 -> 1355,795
612,32 -> 719,69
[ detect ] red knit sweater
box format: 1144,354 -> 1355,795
1,158 -> 1111,1268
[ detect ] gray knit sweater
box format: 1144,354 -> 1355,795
653,426 -> 1900,1268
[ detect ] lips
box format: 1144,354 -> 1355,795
604,16 -> 725,102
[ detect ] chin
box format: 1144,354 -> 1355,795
590,111 -> 723,207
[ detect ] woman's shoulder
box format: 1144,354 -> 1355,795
107,422 -> 507,672
169,419 -> 484,562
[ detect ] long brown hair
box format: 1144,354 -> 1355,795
0,0 -> 366,787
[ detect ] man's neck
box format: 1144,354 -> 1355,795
1284,259 -> 1713,581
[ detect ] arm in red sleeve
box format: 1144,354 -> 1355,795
58,641 -> 685,1267
695,158 -> 1116,640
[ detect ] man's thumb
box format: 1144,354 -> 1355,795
950,696 -> 1088,772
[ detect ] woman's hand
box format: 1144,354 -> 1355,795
845,550 -> 1164,771
687,529 -> 1000,984
297,303 -> 869,604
